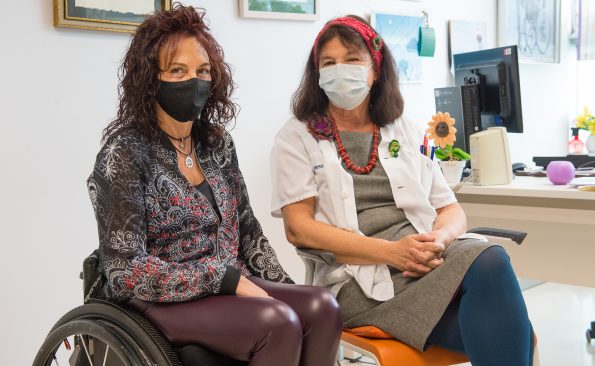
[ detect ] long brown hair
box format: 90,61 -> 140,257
103,4 -> 237,147
292,15 -> 404,127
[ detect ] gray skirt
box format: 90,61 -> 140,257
337,238 -> 494,351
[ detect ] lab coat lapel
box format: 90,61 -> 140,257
379,125 -> 434,233
318,140 -> 357,231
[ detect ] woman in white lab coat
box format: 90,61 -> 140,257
271,15 -> 535,365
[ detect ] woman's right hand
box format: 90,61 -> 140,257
235,275 -> 271,298
387,234 -> 445,278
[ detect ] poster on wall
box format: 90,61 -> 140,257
371,13 -> 423,83
498,0 -> 561,63
448,20 -> 489,74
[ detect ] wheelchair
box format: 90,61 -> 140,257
33,250 -> 247,366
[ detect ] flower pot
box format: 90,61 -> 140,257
438,160 -> 467,184
587,134 -> 595,154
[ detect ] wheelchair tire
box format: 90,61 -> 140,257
34,319 -> 135,366
34,300 -> 181,366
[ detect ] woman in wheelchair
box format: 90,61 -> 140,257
81,4 -> 341,366
270,15 -> 535,365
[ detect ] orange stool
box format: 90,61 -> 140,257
342,326 -> 468,366
343,326 -> 538,365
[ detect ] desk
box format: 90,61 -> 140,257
454,176 -> 595,287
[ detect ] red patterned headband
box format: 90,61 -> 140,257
313,17 -> 384,75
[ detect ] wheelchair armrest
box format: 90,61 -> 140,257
295,248 -> 337,265
468,227 -> 527,245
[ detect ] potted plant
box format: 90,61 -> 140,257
426,112 -> 471,183
574,107 -> 595,153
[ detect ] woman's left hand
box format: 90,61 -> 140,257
404,231 -> 448,277
426,230 -> 449,256
235,275 -> 272,298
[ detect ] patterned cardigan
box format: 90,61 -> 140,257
88,129 -> 292,302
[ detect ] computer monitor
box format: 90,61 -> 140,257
453,46 -> 523,147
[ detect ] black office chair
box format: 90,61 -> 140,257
33,250 -> 247,366
587,322 -> 594,344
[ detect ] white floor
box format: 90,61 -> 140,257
340,282 -> 595,366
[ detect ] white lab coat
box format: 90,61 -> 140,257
270,117 -> 457,301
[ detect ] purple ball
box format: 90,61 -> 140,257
546,161 -> 575,185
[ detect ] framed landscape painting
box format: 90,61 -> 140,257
239,0 -> 319,21
54,0 -> 173,33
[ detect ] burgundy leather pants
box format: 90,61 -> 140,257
128,277 -> 342,366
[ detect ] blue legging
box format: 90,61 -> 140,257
427,246 -> 535,365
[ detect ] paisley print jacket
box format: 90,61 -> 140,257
88,130 -> 292,302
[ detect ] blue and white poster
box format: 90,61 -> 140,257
372,13 -> 424,83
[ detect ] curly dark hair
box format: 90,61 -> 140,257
103,4 -> 237,147
292,15 -> 404,127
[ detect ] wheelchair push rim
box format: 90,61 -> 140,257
34,300 -> 181,366
34,319 -> 135,366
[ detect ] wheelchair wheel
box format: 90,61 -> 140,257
33,300 -> 181,366
34,319 -> 136,365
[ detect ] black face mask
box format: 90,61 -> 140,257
155,78 -> 212,123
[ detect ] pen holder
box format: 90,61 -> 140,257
546,161 -> 575,185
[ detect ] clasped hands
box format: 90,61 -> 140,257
236,231 -> 449,297
389,232 -> 447,278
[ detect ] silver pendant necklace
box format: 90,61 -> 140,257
184,154 -> 194,168
171,136 -> 194,168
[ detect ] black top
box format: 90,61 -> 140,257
195,179 -> 221,221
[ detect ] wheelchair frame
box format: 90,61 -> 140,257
33,250 -> 246,366
33,252 -> 182,366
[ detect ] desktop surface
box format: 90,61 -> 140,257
454,176 -> 595,211
454,176 -> 595,201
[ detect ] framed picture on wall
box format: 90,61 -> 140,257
448,20 -> 489,74
371,12 -> 424,83
53,0 -> 173,33
498,0 -> 561,63
238,0 -> 319,21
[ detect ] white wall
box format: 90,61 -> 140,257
576,59 -> 595,143
0,0 -> 577,363
577,60 -> 595,111
509,0 -> 576,164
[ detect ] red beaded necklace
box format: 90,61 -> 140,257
332,119 -> 380,175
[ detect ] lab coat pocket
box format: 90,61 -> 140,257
419,155 -> 434,195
